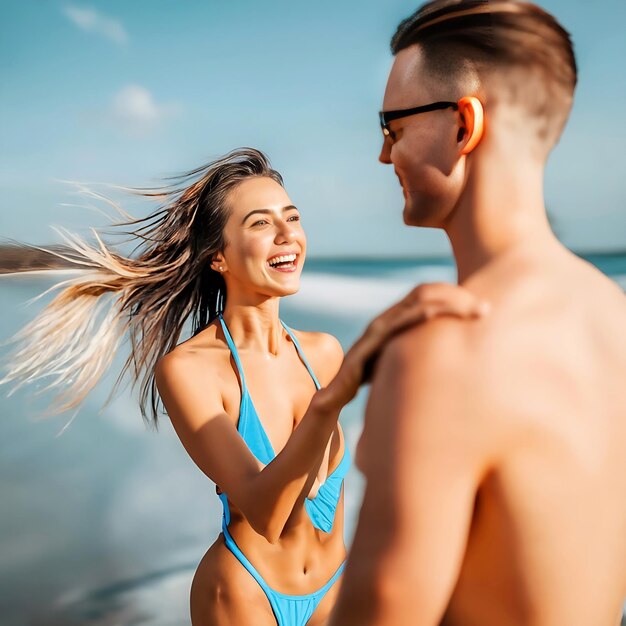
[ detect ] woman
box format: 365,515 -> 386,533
2,148 -> 486,626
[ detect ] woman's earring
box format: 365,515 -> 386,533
219,266 -> 224,271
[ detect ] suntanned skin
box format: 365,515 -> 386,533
329,44 -> 626,626
162,321 -> 347,626
156,178 -> 347,626
155,177 -> 488,626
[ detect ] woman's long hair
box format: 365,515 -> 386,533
0,148 -> 284,428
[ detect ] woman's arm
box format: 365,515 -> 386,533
156,349 -> 340,543
157,283 -> 489,544
298,332 -> 345,499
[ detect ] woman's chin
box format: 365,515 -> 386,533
263,279 -> 301,298
278,283 -> 300,297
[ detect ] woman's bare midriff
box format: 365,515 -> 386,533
226,493 -> 346,591
190,495 -> 346,626
191,527 -> 345,626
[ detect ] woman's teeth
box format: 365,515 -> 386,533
268,253 -> 297,270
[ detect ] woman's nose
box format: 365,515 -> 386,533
275,222 -> 296,243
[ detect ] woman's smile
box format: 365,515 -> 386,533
267,252 -> 300,273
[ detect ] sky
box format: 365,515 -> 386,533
1,0 -> 625,258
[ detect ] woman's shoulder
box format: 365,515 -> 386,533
287,326 -> 343,357
286,327 -> 344,383
155,321 -> 227,382
154,322 -> 237,424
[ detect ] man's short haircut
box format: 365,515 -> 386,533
391,0 -> 577,144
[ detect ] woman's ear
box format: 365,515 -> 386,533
457,96 -> 485,155
211,255 -> 226,273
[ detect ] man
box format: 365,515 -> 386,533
329,1 -> 626,624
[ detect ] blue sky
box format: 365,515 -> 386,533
1,0 -> 624,257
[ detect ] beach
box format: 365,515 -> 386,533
1,254 -> 624,626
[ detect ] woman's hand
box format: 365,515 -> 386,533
318,282 -> 490,411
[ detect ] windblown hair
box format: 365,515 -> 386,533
391,0 -> 577,143
1,148 -> 283,428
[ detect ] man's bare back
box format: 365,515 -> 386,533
440,247 -> 626,624
335,246 -> 626,626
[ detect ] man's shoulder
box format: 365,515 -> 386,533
378,315 -> 490,376
361,316 -> 512,477
372,316 -> 517,438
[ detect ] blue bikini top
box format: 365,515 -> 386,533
216,312 -> 350,534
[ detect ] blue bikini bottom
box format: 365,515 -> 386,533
222,524 -> 345,626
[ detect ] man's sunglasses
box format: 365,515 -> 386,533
379,101 -> 459,137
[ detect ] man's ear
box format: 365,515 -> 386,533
457,96 -> 484,155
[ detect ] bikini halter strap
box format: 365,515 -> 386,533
217,312 -> 247,394
280,321 -> 322,390
218,313 -> 321,392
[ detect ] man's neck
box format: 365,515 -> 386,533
445,150 -> 559,284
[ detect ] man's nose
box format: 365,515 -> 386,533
379,136 -> 392,164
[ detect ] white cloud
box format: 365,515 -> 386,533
62,5 -> 128,46
110,85 -> 181,135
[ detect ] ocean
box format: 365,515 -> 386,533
1,254 -> 625,626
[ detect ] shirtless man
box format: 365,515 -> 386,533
329,1 -> 626,625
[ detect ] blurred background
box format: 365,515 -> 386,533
1,1 -> 625,625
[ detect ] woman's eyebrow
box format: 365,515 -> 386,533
241,204 -> 299,224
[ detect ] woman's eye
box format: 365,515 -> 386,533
288,215 -> 300,222
252,220 -> 268,227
